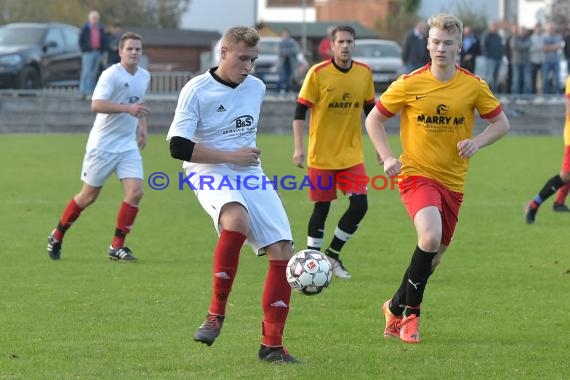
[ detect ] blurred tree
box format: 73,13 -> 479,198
0,0 -> 190,28
401,0 -> 421,14
374,0 -> 422,44
453,0 -> 488,35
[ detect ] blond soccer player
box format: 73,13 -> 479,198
365,14 -> 510,343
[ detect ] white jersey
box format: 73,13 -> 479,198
86,63 -> 150,153
167,69 -> 266,176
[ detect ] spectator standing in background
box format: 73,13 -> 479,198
402,21 -> 430,72
541,22 -> 563,94
564,30 -> 570,65
482,21 -> 505,93
78,10 -> 106,98
317,26 -> 334,61
510,25 -> 532,95
104,23 -> 123,68
276,29 -> 298,94
460,26 -> 480,73
529,24 -> 544,94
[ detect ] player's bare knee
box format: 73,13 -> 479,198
266,240 -> 294,260
126,188 -> 144,204
560,171 -> 570,183
417,234 -> 440,252
75,189 -> 99,207
219,203 -> 249,235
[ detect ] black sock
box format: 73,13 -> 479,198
325,249 -> 339,261
391,267 -> 409,316
405,246 -> 437,315
328,194 -> 367,252
535,174 -> 565,207
307,202 -> 330,250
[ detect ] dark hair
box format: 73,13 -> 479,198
119,32 -> 142,50
331,25 -> 356,41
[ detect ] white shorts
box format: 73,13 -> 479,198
189,170 -> 293,256
81,148 -> 143,187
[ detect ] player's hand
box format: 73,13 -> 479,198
457,139 -> 479,159
129,103 -> 150,118
383,156 -> 402,177
233,147 -> 261,166
293,148 -> 305,168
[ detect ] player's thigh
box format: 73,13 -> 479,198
241,187 -> 293,256
400,176 -> 442,221
440,188 -> 463,246
195,185 -> 248,234
80,149 -> 119,187
308,167 -> 337,201
116,149 -> 143,181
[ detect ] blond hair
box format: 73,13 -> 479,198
222,26 -> 260,48
428,13 -> 463,41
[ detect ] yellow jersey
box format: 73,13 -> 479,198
298,59 -> 376,169
377,64 -> 502,192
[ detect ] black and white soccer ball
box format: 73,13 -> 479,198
286,249 -> 332,295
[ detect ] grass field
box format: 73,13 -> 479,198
1,133 -> 569,379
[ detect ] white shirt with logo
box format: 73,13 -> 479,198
86,63 -> 150,153
167,70 -> 266,176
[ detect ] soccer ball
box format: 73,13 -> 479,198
286,249 -> 332,296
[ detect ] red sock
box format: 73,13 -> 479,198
261,260 -> 291,347
111,202 -> 139,249
555,183 -> 570,204
209,230 -> 246,316
53,198 -> 84,241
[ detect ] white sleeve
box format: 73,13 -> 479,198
166,83 -> 200,141
92,69 -> 115,100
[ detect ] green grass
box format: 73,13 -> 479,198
0,134 -> 569,379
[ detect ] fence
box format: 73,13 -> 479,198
0,71 -> 196,97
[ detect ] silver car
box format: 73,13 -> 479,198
251,36 -> 308,91
353,39 -> 406,92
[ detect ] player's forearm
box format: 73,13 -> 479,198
91,99 -> 130,114
292,120 -> 305,150
191,144 -> 235,164
365,110 -> 395,161
137,117 -> 147,131
473,112 -> 510,149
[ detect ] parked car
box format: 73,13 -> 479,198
251,36 -> 308,91
0,22 -> 82,89
352,39 -> 406,92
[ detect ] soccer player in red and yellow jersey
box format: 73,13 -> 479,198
365,14 -> 510,343
524,75 -> 570,222
292,25 -> 376,280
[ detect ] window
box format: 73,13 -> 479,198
45,27 -> 65,49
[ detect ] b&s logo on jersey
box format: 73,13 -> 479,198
128,96 -> 141,104
231,115 -> 253,128
222,114 -> 256,136
416,103 -> 465,133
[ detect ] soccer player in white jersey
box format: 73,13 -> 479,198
168,26 -> 300,364
46,32 -> 150,262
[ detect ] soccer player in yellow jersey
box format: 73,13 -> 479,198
365,14 -> 510,343
292,25 -> 376,279
524,75 -> 570,222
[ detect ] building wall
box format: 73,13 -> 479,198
315,0 -> 393,29
144,47 -> 204,72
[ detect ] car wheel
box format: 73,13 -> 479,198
18,67 -> 41,89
